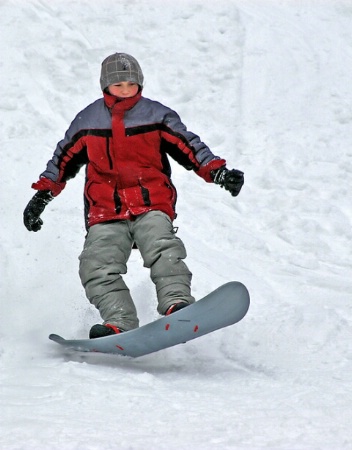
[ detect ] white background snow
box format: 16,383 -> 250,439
1,0 -> 351,449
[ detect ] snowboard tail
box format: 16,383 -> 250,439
49,281 -> 250,358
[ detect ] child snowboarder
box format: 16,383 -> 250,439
23,53 -> 244,338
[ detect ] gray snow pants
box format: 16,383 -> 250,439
79,211 -> 195,331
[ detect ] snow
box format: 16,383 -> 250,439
1,0 -> 351,448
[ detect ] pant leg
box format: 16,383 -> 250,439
78,222 -> 139,330
132,211 -> 195,314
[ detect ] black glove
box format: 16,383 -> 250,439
23,190 -> 53,232
212,167 -> 244,197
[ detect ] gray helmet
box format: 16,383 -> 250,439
100,53 -> 144,91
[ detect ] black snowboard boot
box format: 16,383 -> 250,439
89,323 -> 124,339
165,302 -> 189,316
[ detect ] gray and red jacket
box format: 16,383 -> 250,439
33,92 -> 226,228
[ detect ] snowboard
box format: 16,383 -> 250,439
49,281 -> 250,358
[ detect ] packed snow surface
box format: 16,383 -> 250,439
1,1 -> 351,449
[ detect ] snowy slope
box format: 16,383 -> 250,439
1,1 -> 352,449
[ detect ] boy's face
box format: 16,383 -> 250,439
108,81 -> 139,98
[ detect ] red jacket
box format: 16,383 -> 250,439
33,92 -> 226,228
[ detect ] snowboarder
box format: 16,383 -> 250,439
23,52 -> 244,338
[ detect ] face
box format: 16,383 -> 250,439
108,81 -> 139,98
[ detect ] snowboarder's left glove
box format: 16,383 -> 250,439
23,190 -> 53,232
212,167 -> 244,197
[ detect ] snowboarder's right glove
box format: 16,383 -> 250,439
23,190 -> 53,232
212,167 -> 244,197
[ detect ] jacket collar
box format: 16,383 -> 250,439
103,91 -> 142,113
